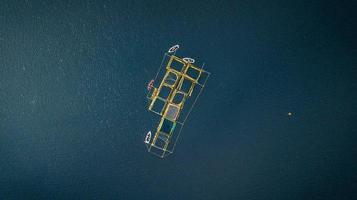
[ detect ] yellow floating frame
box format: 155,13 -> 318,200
145,51 -> 210,158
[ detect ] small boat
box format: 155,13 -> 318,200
147,79 -> 154,91
168,45 -> 179,53
144,131 -> 151,144
183,57 -> 195,64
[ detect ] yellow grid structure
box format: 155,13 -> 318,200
145,52 -> 210,158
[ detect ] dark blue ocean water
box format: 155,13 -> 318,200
0,0 -> 356,199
